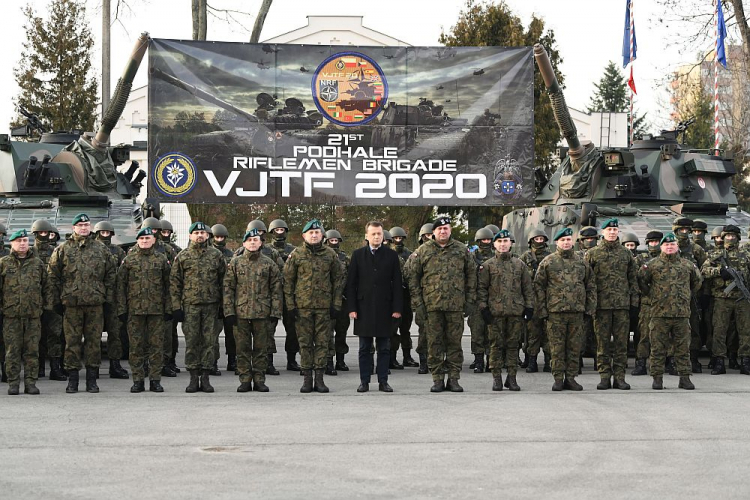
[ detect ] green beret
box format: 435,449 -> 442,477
660,232 -> 677,244
493,229 -> 511,241
244,228 -> 261,241
72,213 -> 90,225
553,227 -> 573,241
302,219 -> 323,233
432,216 -> 452,230
136,227 -> 154,238
189,221 -> 207,233
600,218 -> 619,229
8,229 -> 27,241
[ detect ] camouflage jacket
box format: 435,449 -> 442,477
636,248 -> 661,305
170,240 -> 226,309
639,252 -> 702,317
99,238 -> 126,266
271,239 -> 296,262
329,247 -> 350,294
0,251 -> 49,317
477,251 -> 534,317
584,239 -> 639,309
678,240 -> 707,268
31,240 -> 55,266
129,239 -> 176,264
408,238 -> 476,313
224,250 -> 283,320
700,244 -> 750,299
116,246 -> 171,316
520,246 -> 552,277
48,234 -> 116,308
212,242 -> 235,265
393,244 -> 412,263
534,247 -> 596,317
235,244 -> 285,271
283,242 -> 344,311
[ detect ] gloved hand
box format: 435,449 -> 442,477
464,303 -> 474,318
118,313 -> 128,323
329,307 -> 339,319
720,266 -> 733,281
288,308 -> 300,320
163,313 -> 173,322
523,307 -> 534,321
224,315 -> 237,326
480,308 -> 493,324
53,304 -> 64,316
172,309 -> 185,322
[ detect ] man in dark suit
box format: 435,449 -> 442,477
346,221 -> 403,393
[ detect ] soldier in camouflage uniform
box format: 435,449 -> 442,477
117,227 -> 171,393
94,221 -> 129,380
534,227 -> 597,391
324,229 -> 350,375
170,221 -> 226,393
691,219 -> 713,362
404,222 -> 434,374
639,232 -> 702,390
48,213 -> 117,394
0,223 -> 8,383
224,228 -> 283,392
390,226 -> 418,369
691,220 -> 709,251
31,219 -> 67,381
159,219 -> 183,375
585,219 -> 639,390
211,224 -> 236,375
408,216 -> 476,393
520,228 -> 552,373
468,227 -> 494,373
0,229 -> 49,395
269,219 -> 301,372
673,217 -> 707,372
711,226 -> 724,248
477,229 -> 534,392
701,225 -> 750,375
575,226 -> 599,371
284,219 -> 344,393
632,230 -> 663,376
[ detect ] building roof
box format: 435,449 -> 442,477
263,15 -> 410,46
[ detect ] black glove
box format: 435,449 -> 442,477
225,315 -> 237,326
480,308 -> 492,324
172,309 -> 185,322
720,266 -> 733,281
163,313 -> 173,322
103,303 -> 114,317
288,308 -> 300,320
523,307 -> 534,321
329,307 -> 339,320
53,304 -> 64,316
464,303 -> 474,318
118,313 -> 128,323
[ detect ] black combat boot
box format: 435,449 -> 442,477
469,356 -> 477,370
519,352 -> 529,369
446,378 -> 464,392
708,356 -> 715,369
300,370 -> 314,393
492,375 -> 503,391
24,382 -> 40,395
552,379 -> 564,391
402,350 -> 418,368
85,367 -> 99,393
313,369 -> 329,393
564,377 -> 583,391
253,378 -> 269,392
66,370 -> 79,393
729,354 -> 740,370
49,358 -> 67,381
613,377 -> 631,390
149,380 -> 164,393
130,380 -> 145,393
200,370 -> 214,392
526,356 -> 538,373
711,357 -> 726,375
185,370 -> 200,393
38,357 -> 46,379
430,378 -> 445,392
542,354 -> 551,373
597,376 -> 611,390
227,354 -> 237,372
336,352 -> 350,371
161,358 -> 177,377
210,361 -> 222,376
652,375 -> 663,390
1,362 -> 6,382
631,358 -> 647,376
678,376 -> 695,390
473,353 -> 484,374
578,356 -> 583,375
8,384 -> 19,395
666,357 -> 678,376
237,381 -> 252,392
109,359 -> 129,379
287,353 -> 301,372
266,354 -> 279,375
690,353 -> 702,373
504,374 -> 520,391
741,357 -> 750,375
418,353 -> 428,374
325,357 -> 337,376
389,352 -> 404,370
168,357 -> 181,373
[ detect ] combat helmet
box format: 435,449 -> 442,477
211,224 -> 229,237
527,228 -> 548,243
621,232 -> 639,245
325,229 -> 343,241
31,219 -> 56,233
247,220 -> 267,233
142,217 -> 161,230
94,221 -> 115,234
389,226 -> 407,238
474,227 -> 495,241
419,223 -> 433,238
484,224 -> 500,235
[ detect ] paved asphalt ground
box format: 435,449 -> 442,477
1,325 -> 749,499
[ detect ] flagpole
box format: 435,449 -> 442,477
629,0 -> 634,147
714,0 -> 720,155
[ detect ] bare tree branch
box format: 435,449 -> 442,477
250,0 -> 273,43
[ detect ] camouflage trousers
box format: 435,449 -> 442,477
297,309 -> 331,370
328,301 -> 350,357
636,303 -> 653,360
41,311 -> 63,359
649,317 -> 691,377
212,317 -> 235,361
104,307 -> 124,361
415,308 -> 428,355
426,311 -> 464,381
127,314 -> 163,382
489,315 -> 524,377
236,318 -> 269,383
391,304 -> 414,354
468,311 -> 490,355
526,317 -> 549,357
711,297 -> 750,358
3,316 -> 41,386
546,312 -> 583,381
594,309 -> 630,379
280,305 -> 300,355
183,303 -> 219,371
63,305 -> 104,371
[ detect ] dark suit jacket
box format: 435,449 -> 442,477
346,245 -> 403,338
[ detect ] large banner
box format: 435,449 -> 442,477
148,39 -> 534,206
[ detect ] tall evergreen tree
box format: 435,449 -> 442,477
10,0 -> 98,135
587,60 -> 648,142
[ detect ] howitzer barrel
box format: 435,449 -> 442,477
94,32 -> 150,150
533,44 -> 583,160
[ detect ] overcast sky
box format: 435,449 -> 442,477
0,0 -> 731,135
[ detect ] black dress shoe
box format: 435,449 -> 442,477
378,382 -> 393,392
357,382 -> 369,393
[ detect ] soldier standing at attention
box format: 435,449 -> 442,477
48,214 -> 116,394
268,219 -> 301,372
284,219 -> 344,393
211,223 -> 236,374
117,227 -> 171,393
0,229 -> 49,395
640,232 -> 702,390
468,227 -> 495,373
405,222 -> 434,374
389,226 -> 418,369
534,227 -> 597,391
632,230 -> 663,376
170,221 -> 226,393
584,219 -> 639,390
0,223 -> 8,383
224,228 -> 283,393
408,216 -> 476,393
94,221 -> 130,380
521,229 -> 552,373
324,229 -> 350,375
477,229 -> 534,392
